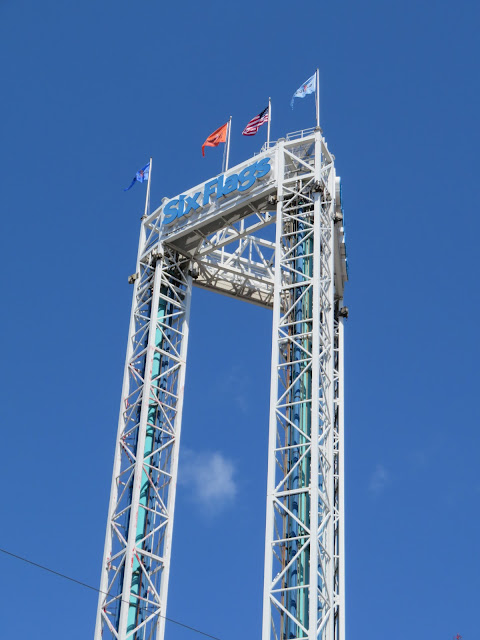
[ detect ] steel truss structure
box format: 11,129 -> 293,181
95,128 -> 348,640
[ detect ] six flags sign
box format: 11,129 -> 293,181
162,157 -> 272,226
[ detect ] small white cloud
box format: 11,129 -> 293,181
179,449 -> 237,513
408,449 -> 428,469
218,366 -> 249,414
369,464 -> 390,494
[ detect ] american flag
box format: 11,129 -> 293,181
242,106 -> 269,136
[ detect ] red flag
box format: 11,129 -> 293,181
202,122 -> 228,157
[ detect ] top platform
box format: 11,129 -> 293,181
143,129 -> 348,303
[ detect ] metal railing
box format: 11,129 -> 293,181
257,127 -> 317,154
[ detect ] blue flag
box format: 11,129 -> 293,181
290,73 -> 316,109
124,162 -> 150,191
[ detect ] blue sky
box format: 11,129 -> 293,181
0,1 -> 479,639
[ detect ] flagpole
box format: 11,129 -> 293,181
316,68 -> 320,128
225,116 -> 232,171
222,139 -> 227,173
143,157 -> 152,218
267,97 -> 271,147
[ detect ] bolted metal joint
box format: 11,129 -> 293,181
312,180 -> 324,193
127,272 -> 139,285
151,248 -> 164,265
338,306 -> 349,318
334,212 -> 344,224
188,266 -> 199,280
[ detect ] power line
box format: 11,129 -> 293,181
0,546 -> 222,640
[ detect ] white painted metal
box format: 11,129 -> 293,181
261,130 -> 345,640
309,128 -> 321,640
144,157 -> 152,218
96,130 -> 347,640
117,257 -> 164,638
95,240 -> 192,640
95,213 -> 149,639
324,134 -> 336,640
262,137 -> 285,640
267,97 -> 272,146
334,317 -> 345,640
225,115 -> 232,172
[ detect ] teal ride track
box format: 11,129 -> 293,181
284,206 -> 313,640
119,287 -> 172,636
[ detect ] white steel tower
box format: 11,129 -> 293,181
95,127 -> 348,640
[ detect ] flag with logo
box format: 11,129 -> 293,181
242,106 -> 269,136
124,162 -> 150,191
290,73 -> 316,109
202,122 -> 228,157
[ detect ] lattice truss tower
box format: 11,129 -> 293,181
95,128 -> 348,640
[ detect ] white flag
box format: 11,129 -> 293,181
290,73 -> 316,109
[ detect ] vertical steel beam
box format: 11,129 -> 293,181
262,138 -> 285,640
334,316 -> 345,640
262,132 -> 341,640
323,140 -> 335,640
309,129 -> 322,640
95,219 -> 147,640
118,256 -> 164,636
156,274 -> 192,640
95,237 -> 192,640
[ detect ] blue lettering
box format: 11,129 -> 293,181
163,158 -> 271,227
163,200 -> 179,224
238,163 -> 257,192
255,157 -> 271,179
177,195 -> 186,218
184,191 -> 201,215
203,179 -> 218,206
221,173 -> 238,196
216,173 -> 225,196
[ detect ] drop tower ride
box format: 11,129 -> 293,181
95,127 -> 348,640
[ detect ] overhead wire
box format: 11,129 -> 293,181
0,546 -> 222,640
